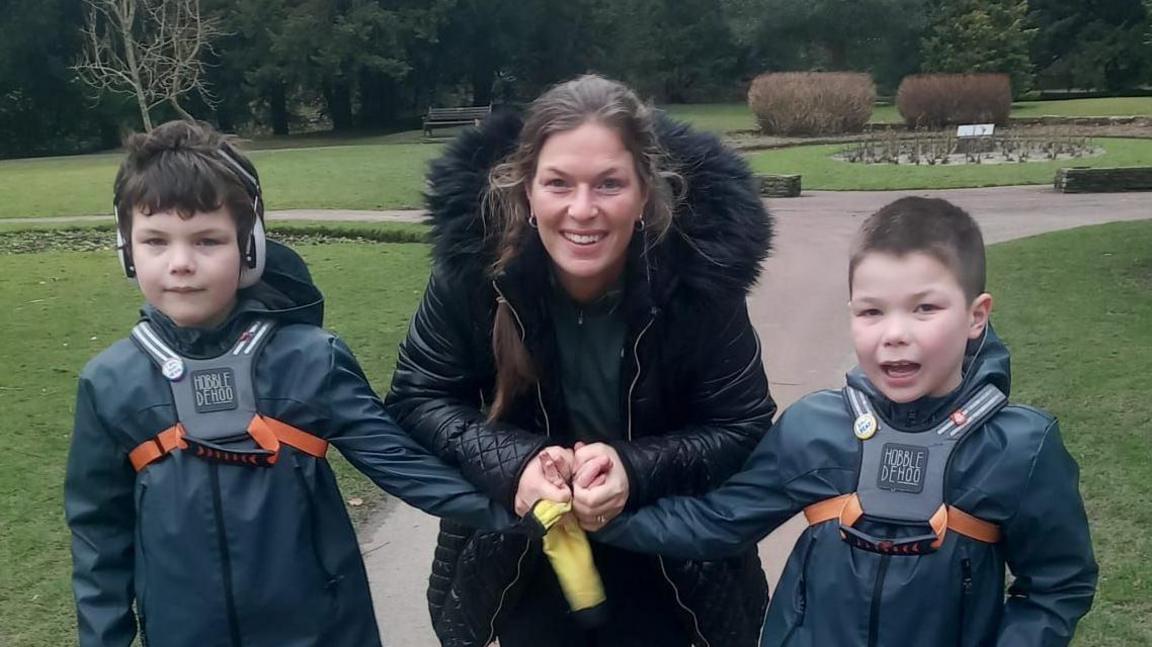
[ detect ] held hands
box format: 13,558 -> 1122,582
513,442 -> 630,531
514,446 -> 574,517
572,442 -> 629,532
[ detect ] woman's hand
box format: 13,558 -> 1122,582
572,442 -> 629,531
514,446 -> 574,517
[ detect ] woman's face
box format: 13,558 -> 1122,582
527,121 -> 647,303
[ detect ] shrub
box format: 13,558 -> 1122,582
896,74 -> 1012,128
747,72 -> 875,136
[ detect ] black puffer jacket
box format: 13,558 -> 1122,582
385,113 -> 777,646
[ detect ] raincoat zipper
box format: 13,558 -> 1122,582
209,464 -> 243,646
868,555 -> 891,647
957,558 -> 973,647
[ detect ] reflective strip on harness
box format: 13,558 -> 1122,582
803,493 -> 1001,544
129,415 -> 328,472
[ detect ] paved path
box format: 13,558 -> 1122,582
352,185 -> 1148,646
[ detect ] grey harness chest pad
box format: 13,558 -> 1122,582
845,384 -> 1008,524
130,319 -> 276,445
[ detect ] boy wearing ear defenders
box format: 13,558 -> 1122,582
64,120 -> 526,647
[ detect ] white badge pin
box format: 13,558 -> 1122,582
161,357 -> 185,381
853,412 -> 877,441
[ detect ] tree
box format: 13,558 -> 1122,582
74,0 -> 224,130
920,0 -> 1035,94
0,0 -> 126,156
1028,0 -> 1150,91
724,0 -> 930,92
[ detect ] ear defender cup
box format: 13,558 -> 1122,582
217,148 -> 266,289
114,206 -> 137,280
237,202 -> 266,289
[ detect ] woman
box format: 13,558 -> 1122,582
386,75 -> 776,646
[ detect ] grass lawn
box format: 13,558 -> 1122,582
663,102 -> 758,132
0,237 -> 430,646
745,137 -> 1152,190
987,220 -> 1152,646
1012,96 -> 1152,118
0,143 -> 442,220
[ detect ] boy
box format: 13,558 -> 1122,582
64,121 -> 537,647
596,197 -> 1097,646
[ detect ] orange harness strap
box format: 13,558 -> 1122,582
129,424 -> 188,471
129,416 -> 328,472
803,493 -> 1001,545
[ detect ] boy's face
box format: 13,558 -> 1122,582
849,251 -> 991,403
131,206 -> 241,329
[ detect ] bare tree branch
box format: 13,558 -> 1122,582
72,0 -> 223,130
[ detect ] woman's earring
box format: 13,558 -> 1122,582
634,217 -> 646,231
528,212 -> 539,229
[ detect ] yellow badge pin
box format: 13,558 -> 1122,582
853,413 -> 877,441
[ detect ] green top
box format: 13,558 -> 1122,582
549,279 -> 627,442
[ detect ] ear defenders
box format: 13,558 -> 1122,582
114,145 -> 267,288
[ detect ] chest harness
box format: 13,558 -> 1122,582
127,319 -> 328,472
803,384 -> 1008,555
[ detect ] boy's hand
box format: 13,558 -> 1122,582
514,446 -> 573,517
572,442 -> 629,532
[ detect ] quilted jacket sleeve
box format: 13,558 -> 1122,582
64,376 -> 138,647
324,334 -> 520,530
385,269 -> 547,508
596,405 -> 819,560
612,299 -> 777,507
995,420 -> 1097,646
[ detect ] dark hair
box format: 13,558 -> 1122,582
113,120 -> 260,250
849,197 -> 986,301
484,74 -> 682,422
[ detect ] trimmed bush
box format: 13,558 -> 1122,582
747,72 -> 875,136
896,74 -> 1012,128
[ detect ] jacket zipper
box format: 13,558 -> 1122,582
292,456 -> 340,589
957,558 -> 973,647
485,283 -> 544,643
135,483 -> 150,647
492,282 -> 551,439
627,308 -> 710,646
483,541 -> 532,645
625,309 -> 657,442
209,464 -> 243,647
867,555 -> 891,647
776,537 -> 817,645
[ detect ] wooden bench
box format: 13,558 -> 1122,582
423,105 -> 492,137
1054,166 -> 1152,193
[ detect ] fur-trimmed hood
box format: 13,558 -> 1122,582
424,111 -> 773,305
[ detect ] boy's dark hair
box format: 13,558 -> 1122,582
849,197 -> 986,301
113,120 -> 260,249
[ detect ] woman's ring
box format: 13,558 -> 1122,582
596,515 -> 606,524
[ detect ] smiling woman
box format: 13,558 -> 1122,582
385,74 -> 777,646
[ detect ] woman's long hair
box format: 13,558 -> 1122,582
484,74 -> 682,422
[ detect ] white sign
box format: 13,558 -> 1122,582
956,124 -> 995,137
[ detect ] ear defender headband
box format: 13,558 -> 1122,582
114,145 -> 267,288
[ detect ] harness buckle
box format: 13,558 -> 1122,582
840,524 -> 941,555
183,434 -> 278,467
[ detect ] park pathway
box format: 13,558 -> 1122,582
350,185 -> 1148,646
